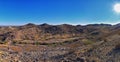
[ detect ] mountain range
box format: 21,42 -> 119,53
0,23 -> 120,62
0,23 -> 119,42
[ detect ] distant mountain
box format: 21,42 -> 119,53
112,23 -> 120,29
0,23 -> 119,42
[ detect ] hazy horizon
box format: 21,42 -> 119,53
0,22 -> 119,26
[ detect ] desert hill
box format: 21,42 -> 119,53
0,23 -> 120,62
0,23 -> 114,42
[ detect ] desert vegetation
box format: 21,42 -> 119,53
0,23 -> 119,62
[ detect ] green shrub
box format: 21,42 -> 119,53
0,41 -> 8,44
82,39 -> 94,45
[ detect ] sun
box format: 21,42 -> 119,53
113,3 -> 120,13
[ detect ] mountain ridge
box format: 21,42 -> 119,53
0,23 -> 119,42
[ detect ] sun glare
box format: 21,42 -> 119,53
114,3 -> 120,13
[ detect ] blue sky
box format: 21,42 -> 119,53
0,0 -> 120,25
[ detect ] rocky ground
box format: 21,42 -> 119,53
0,37 -> 90,62
0,36 -> 119,62
0,23 -> 120,62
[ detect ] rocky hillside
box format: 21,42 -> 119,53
0,23 -> 120,62
0,23 -> 114,42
